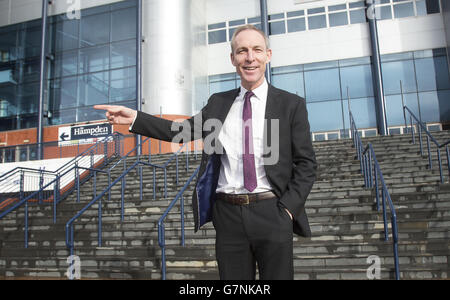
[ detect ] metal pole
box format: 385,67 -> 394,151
37,0 -> 49,160
260,0 -> 272,83
136,0 -> 143,156
366,0 -> 388,136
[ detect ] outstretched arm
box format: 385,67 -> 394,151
94,105 -> 137,125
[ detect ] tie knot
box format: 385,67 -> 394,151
244,91 -> 254,101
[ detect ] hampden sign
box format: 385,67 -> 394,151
58,123 -> 112,146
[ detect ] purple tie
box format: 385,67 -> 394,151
243,91 -> 257,192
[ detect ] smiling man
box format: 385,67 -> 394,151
94,24 -> 317,280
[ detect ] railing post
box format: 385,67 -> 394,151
426,136 -> 432,169
176,154 -> 179,186
382,189 -> 388,241
418,124 -> 423,156
391,215 -> 400,280
164,168 -> 167,198
39,168 -> 44,205
437,148 -> 443,184
153,166 -> 156,200
98,194 -> 102,247
75,162 -> 80,203
139,164 -> 143,201
53,174 -> 60,224
447,146 -> 450,182
181,194 -> 185,247
410,116 -> 415,144
374,168 -> 380,211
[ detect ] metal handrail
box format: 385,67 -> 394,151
403,106 -> 450,183
350,111 -> 400,280
158,166 -> 200,280
65,141 -> 194,278
0,132 -> 123,248
0,132 -> 124,189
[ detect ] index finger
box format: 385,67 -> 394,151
93,105 -> 114,111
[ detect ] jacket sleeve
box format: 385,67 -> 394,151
278,98 -> 317,219
129,109 -> 205,143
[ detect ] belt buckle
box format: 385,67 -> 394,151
241,194 -> 250,205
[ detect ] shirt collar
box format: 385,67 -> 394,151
239,80 -> 268,102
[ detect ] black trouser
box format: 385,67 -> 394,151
212,196 -> 294,280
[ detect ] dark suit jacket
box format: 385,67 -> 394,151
130,84 -> 317,237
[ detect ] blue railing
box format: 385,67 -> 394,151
350,111 -> 400,280
65,140 -> 195,276
0,132 -> 123,248
158,166 -> 200,280
403,105 -> 450,184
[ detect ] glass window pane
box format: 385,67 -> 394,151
375,6 -> 393,20
18,82 -> 39,114
79,45 -> 110,73
110,67 -> 136,102
272,71 -> 305,97
416,0 -> 428,16
386,94 -> 406,126
305,68 -> 341,102
308,7 -> 325,14
329,12 -> 348,27
349,1 -> 365,9
52,19 -> 79,52
287,18 -> 306,32
269,21 -> 286,35
415,57 -> 450,92
307,100 -> 344,132
437,90 -> 450,122
208,22 -> 226,30
329,4 -> 347,12
51,108 -> 76,124
350,9 -> 366,24
111,40 -> 136,69
209,80 -> 235,95
418,91 -> 441,123
381,60 -> 417,94
308,15 -> 327,30
50,76 -> 78,109
287,10 -> 304,18
77,105 -> 106,122
80,13 -> 110,47
23,26 -> 42,58
346,97 -> 377,128
112,7 -> 137,42
393,2 -> 414,18
208,30 -> 226,44
22,58 -> 41,83
425,0 -> 440,14
269,13 -> 284,20
340,64 -> 374,99
53,50 -> 78,78
229,19 -> 245,27
78,71 -> 109,106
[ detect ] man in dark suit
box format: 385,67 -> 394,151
95,24 -> 317,280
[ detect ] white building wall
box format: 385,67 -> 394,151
206,0 -> 447,76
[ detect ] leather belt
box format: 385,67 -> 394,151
216,191 -> 276,205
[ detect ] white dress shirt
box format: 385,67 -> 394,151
216,80 -> 272,194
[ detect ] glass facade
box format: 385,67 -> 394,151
207,48 -> 450,137
0,0 -> 137,131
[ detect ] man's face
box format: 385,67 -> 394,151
231,29 -> 272,91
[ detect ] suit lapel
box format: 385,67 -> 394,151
214,88 -> 240,124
